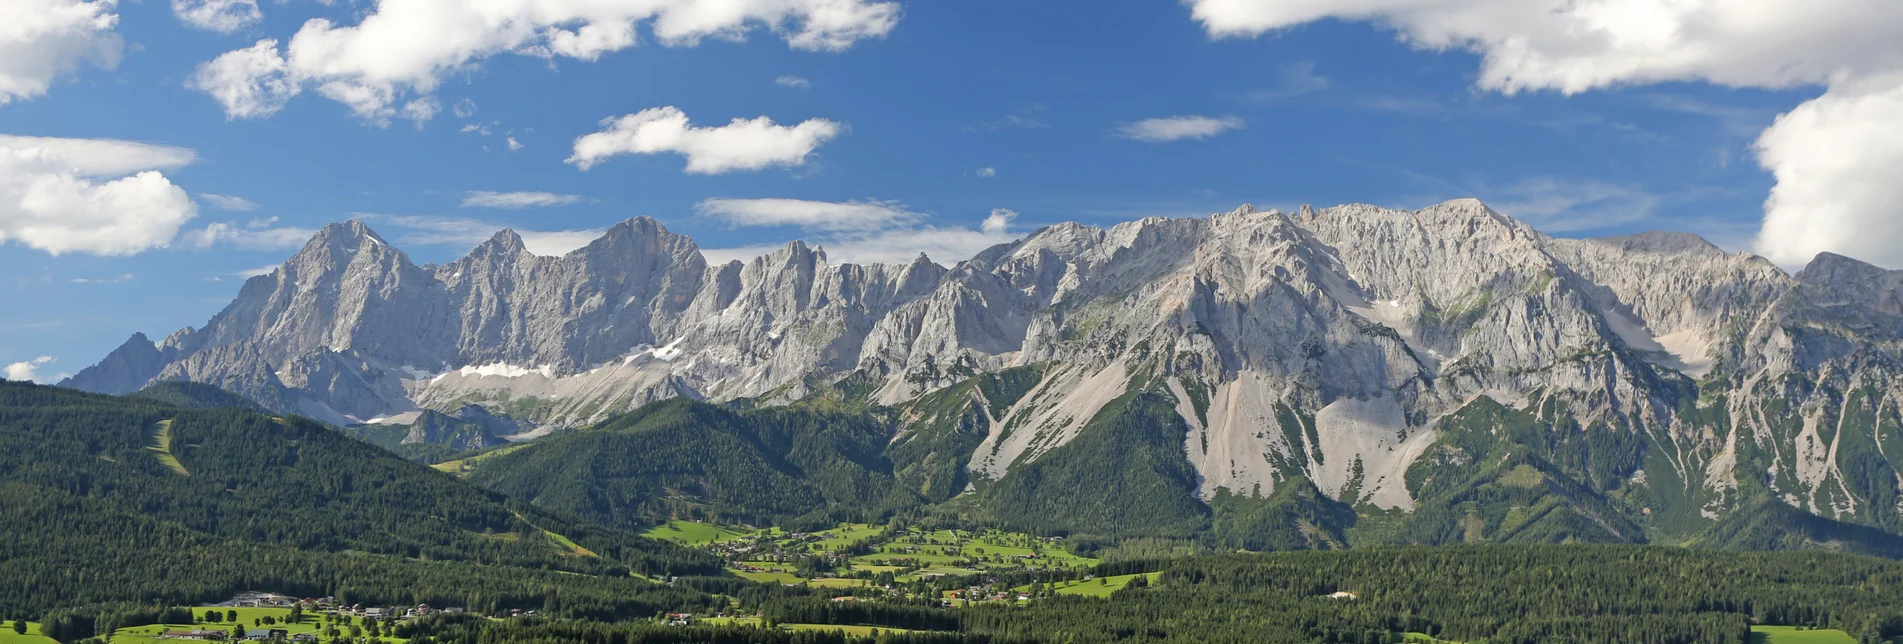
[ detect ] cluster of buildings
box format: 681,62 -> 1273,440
209,593 -> 301,608
705,531 -> 838,560
150,594 -> 464,641
156,629 -> 314,642
942,587 -> 1032,605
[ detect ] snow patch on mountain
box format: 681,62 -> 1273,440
441,363 -> 557,380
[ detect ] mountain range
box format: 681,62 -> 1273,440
60,199 -> 1903,547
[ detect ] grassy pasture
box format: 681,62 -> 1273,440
782,624 -> 914,636
643,520 -> 751,545
1014,572 -> 1162,598
0,622 -> 55,644
430,443 -> 530,476
1751,626 -> 1858,644
147,419 -> 188,476
108,608 -> 410,644
810,523 -> 883,549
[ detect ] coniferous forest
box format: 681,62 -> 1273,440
8,378 -> 1903,643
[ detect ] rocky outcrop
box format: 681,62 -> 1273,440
401,406 -> 513,450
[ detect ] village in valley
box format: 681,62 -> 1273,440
641,521 -> 1158,610
4,592 -> 463,643
0,524 -> 1145,644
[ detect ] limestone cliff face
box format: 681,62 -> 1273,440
61,200 -> 1903,533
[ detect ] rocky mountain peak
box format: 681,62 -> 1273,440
1799,251 -> 1891,286
1414,198 -> 1525,232
303,219 -> 389,251
576,217 -> 706,279
58,332 -> 164,394
473,228 -> 529,257
1796,251 -> 1903,318
758,240 -> 824,268
588,217 -> 682,251
280,219 -> 411,282
997,221 -> 1105,262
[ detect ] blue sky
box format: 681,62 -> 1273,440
2,0 -> 1893,380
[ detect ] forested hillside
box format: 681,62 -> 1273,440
14,378 -> 1903,644
464,398 -> 921,530
0,380 -> 719,628
128,381 -> 268,411
446,375 -> 1903,560
385,545 -> 1903,644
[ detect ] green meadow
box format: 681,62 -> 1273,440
642,520 -> 752,545
0,622 -> 55,644
107,607 -> 408,644
1750,626 -> 1858,644
1013,572 -> 1162,598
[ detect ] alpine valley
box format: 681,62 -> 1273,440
59,198 -> 1903,553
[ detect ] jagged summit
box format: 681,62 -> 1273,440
587,216 -> 686,249
298,219 -> 393,254
60,332 -> 163,394
1799,251 -> 1892,283
474,228 -> 529,256
1794,251 -> 1903,319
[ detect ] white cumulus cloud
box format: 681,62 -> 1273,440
172,0 -> 261,33
399,98 -> 439,127
1115,115 -> 1243,142
462,191 -> 582,209
70,272 -> 134,284
808,224 -> 1021,265
699,200 -> 1024,266
1186,0 -> 1903,95
0,0 -> 122,107
981,208 -> 1016,235
4,356 -> 65,383
199,193 -> 259,211
183,216 -> 315,251
188,39 -> 300,120
1753,81 -> 1903,267
1181,0 -> 1903,267
975,167 -> 997,178
0,135 -> 199,256
776,75 -> 812,88
1488,178 -> 1659,233
696,198 -> 916,231
567,106 -> 841,174
361,213 -> 605,256
189,0 -> 899,123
